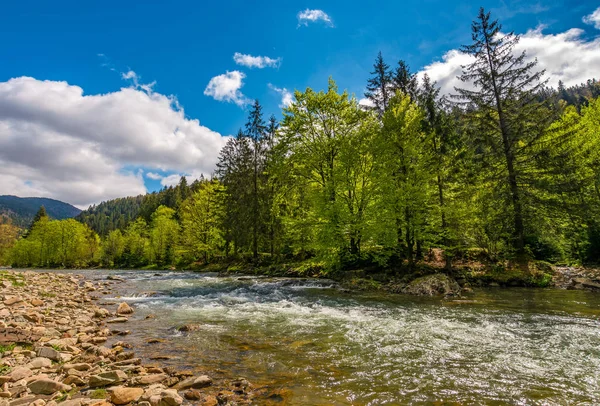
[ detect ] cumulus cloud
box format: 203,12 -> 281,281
0,77 -> 229,208
145,172 -> 163,180
297,9 -> 333,27
160,174 -> 183,187
233,52 -> 281,69
268,84 -> 293,108
418,25 -> 600,96
203,70 -> 250,107
583,7 -> 600,29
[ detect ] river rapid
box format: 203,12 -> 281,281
82,270 -> 600,405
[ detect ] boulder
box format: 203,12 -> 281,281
110,387 -> 144,405
37,347 -> 61,362
88,370 -> 127,387
177,324 -> 201,332
133,374 -> 169,385
402,274 -> 461,296
28,379 -> 71,395
176,375 -> 212,390
106,317 -> 128,324
158,390 -> 183,406
116,303 -> 133,315
28,357 -> 53,369
9,367 -> 33,382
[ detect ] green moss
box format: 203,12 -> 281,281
90,389 -> 108,399
0,343 -> 16,355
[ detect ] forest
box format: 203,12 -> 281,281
4,9 -> 600,274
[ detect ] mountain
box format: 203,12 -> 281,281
0,195 -> 82,228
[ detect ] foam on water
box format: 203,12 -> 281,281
100,270 -> 600,405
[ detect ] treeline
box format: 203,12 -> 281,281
7,8 -> 600,272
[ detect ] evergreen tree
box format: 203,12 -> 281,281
392,60 -> 418,101
455,7 -> 551,262
365,51 -> 393,116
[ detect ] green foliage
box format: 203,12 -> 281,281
9,8 -> 600,273
10,218 -> 99,268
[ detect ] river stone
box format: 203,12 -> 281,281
107,317 -> 128,324
59,400 -> 83,406
177,324 -> 201,332
3,296 -> 23,306
110,387 -> 144,405
28,379 -> 71,395
402,274 -> 461,296
62,363 -> 92,371
88,370 -> 127,387
133,374 -> 169,385
158,390 -> 182,406
37,347 -> 61,361
116,303 -> 133,315
28,357 -> 53,369
9,367 -> 33,382
176,375 -> 212,390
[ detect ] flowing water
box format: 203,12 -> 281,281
85,270 -> 600,405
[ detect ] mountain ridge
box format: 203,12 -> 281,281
0,195 -> 82,227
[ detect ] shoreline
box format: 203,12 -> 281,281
0,270 -> 273,406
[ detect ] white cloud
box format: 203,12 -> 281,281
203,70 -> 250,107
0,77 -> 229,208
233,52 -> 281,69
297,9 -> 333,27
160,174 -> 183,187
418,25 -> 600,96
583,7 -> 600,29
145,172 -> 163,180
268,84 -> 293,108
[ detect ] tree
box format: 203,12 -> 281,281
245,100 -> 268,260
392,60 -> 418,101
282,78 -> 379,262
378,92 -> 433,267
180,179 -> 225,263
455,7 -> 551,262
365,52 -> 393,116
149,206 -> 179,265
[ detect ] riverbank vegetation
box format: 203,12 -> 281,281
4,9 -> 600,281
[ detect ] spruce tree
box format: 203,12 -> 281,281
365,51 -> 393,116
245,100 -> 267,260
455,7 -> 550,261
392,60 -> 418,101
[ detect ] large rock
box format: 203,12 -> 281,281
402,274 -> 461,296
116,303 -> 133,315
177,324 -> 201,333
158,390 -> 183,406
133,374 -> 169,385
37,347 -> 62,361
110,387 -> 144,405
27,357 -> 53,369
9,367 -> 32,382
176,375 -> 212,390
28,379 -> 71,395
88,370 -> 127,387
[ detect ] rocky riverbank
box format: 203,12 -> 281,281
0,271 -> 270,406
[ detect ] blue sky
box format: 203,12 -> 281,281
1,0 -> 599,206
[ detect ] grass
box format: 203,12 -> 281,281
90,389 -> 108,399
56,388 -> 78,402
0,271 -> 26,287
0,343 -> 16,355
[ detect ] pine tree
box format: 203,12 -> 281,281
365,52 -> 393,116
392,60 -> 418,101
455,7 -> 551,262
245,100 -> 267,260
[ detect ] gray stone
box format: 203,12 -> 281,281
28,379 -> 71,395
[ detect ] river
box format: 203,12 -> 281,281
83,270 -> 600,405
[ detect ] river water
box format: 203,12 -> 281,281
85,270 -> 600,405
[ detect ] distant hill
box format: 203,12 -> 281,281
0,195 -> 81,228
